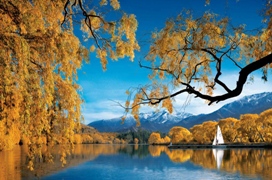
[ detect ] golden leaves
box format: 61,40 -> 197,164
169,126 -> 192,144
90,45 -> 96,52
0,1 -> 84,163
161,86 -> 173,113
148,132 -> 170,145
96,49 -> 108,70
100,0 -> 108,6
80,8 -> 139,68
116,13 -> 140,61
110,0 -> 120,10
99,0 -> 121,10
131,93 -> 143,125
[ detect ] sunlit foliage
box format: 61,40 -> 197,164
256,108 -> 272,142
125,1 -> 272,122
236,114 -> 260,142
0,0 -> 139,170
218,117 -> 239,142
190,121 -> 217,144
0,0 -> 84,161
169,126 -> 192,144
148,132 -> 170,145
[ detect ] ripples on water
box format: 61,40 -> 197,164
0,144 -> 270,180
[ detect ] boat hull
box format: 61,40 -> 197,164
212,145 -> 227,148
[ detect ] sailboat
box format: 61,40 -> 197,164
212,125 -> 225,147
212,125 -> 225,169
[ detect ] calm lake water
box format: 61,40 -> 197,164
0,144 -> 271,180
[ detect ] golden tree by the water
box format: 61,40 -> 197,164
0,0 -> 139,169
148,132 -> 170,145
169,126 -> 192,144
218,117 -> 239,142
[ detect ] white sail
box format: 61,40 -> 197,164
212,125 -> 224,145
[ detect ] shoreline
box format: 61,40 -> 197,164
167,143 -> 272,149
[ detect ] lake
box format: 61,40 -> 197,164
0,144 -> 271,180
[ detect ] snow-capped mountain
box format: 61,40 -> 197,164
88,92 -> 272,133
88,109 -> 193,132
176,92 -> 272,129
138,110 -> 192,124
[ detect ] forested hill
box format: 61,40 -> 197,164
88,92 -> 272,132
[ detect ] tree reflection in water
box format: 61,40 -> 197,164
0,145 -> 271,180
153,147 -> 272,179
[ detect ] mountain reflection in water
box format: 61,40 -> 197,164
0,144 -> 271,180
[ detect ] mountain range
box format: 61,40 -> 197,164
88,92 -> 272,133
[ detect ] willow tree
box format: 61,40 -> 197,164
169,126 -> 192,144
0,0 -> 139,167
124,1 -> 272,122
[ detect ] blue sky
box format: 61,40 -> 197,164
77,0 -> 272,124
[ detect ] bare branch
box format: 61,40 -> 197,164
137,53 -> 272,107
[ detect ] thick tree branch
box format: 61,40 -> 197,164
190,53 -> 272,104
141,53 -> 272,106
201,48 -> 232,92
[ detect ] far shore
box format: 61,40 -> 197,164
167,142 -> 272,149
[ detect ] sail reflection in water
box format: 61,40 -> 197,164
212,148 -> 224,169
0,144 -> 271,180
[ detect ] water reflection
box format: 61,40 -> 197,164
212,149 -> 224,169
0,145 -> 271,179
166,148 -> 272,179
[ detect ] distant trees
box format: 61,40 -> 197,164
147,108 -> 272,145
258,108 -> 272,142
236,114 -> 260,142
117,129 -> 153,144
148,132 -> 170,145
190,121 -> 217,143
169,126 -> 192,144
218,118 -> 239,142
234,110 -> 272,143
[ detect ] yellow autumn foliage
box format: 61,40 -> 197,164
169,126 -> 192,144
0,0 -> 139,170
165,108 -> 272,144
125,1 -> 272,124
148,132 -> 171,145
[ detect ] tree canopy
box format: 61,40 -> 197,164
124,1 -> 272,122
0,0 -> 139,168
